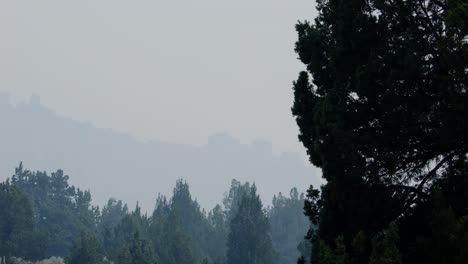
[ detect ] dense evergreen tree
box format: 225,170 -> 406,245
292,0 -> 467,263
169,180 -> 215,259
148,195 -> 172,262
98,198 -> 129,255
66,231 -> 105,264
116,232 -> 156,264
107,203 -> 151,262
226,184 -> 278,264
100,198 -> 128,230
149,180 -> 217,264
223,179 -> 254,223
369,223 -> 401,264
162,218 -> 196,264
149,195 -> 197,264
207,204 -> 228,263
0,182 -> 46,260
269,188 -> 311,264
11,164 -> 99,256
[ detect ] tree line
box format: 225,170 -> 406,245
0,163 -> 310,264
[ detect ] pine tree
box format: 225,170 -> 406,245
369,223 -> 402,264
0,182 -> 46,260
292,0 -> 467,262
66,231 -> 104,264
11,164 -> 99,256
116,232 -> 156,264
269,188 -> 310,264
226,185 -> 278,264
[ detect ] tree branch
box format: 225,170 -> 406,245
387,184 -> 430,199
417,0 -> 436,30
392,149 -> 466,221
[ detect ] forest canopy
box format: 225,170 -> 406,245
0,164 -> 310,264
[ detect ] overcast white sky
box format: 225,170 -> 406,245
0,0 -> 318,158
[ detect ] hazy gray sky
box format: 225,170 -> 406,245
0,0 -> 317,157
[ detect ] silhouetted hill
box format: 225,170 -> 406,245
0,93 -> 320,211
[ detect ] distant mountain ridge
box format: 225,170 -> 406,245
0,93 -> 320,211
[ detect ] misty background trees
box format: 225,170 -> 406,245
0,181 -> 46,260
0,165 -> 311,264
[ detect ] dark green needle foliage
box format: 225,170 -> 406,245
107,203 -> 153,263
99,198 -> 129,256
116,232 -> 156,264
0,182 -> 46,260
66,231 -> 105,264
11,163 -> 99,257
226,184 -> 278,264
369,223 -> 402,264
1,164 -> 315,263
149,180 -> 215,264
269,188 -> 311,264
292,0 -> 467,263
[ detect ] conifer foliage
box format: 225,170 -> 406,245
292,0 -> 467,263
0,164 -> 310,264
